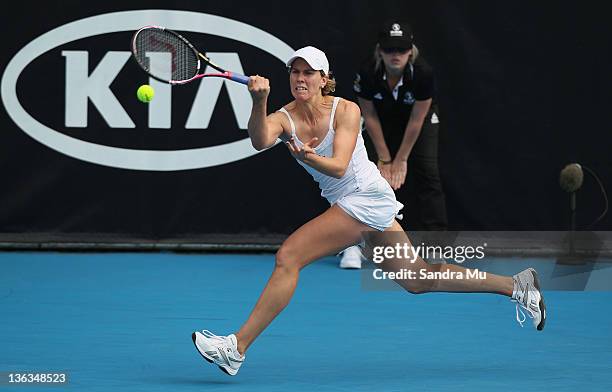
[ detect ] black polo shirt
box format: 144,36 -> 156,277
353,56 -> 437,155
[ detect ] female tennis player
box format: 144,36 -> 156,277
192,46 -> 546,376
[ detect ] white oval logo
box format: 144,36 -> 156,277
1,10 -> 294,171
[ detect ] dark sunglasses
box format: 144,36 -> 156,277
380,47 -> 410,54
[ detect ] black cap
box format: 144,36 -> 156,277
378,21 -> 414,49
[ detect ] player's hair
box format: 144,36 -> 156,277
373,44 -> 419,73
320,70 -> 336,95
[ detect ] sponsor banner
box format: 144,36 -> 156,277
1,5 -> 331,240
2,10 -> 294,171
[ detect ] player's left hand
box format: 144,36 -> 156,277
390,160 -> 407,190
286,137 -> 318,161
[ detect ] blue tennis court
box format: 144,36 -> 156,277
1,252 -> 611,391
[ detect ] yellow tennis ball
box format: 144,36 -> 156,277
137,84 -> 154,103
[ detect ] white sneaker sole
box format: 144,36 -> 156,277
528,268 -> 546,331
191,332 -> 239,376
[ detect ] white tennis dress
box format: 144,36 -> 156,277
278,96 -> 403,231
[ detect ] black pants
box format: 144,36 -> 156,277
365,120 -> 448,230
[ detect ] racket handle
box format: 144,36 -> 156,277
228,73 -> 250,85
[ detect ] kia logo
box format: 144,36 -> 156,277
1,10 -> 294,171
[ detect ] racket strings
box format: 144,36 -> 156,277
134,29 -> 199,82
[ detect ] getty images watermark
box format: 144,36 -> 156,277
359,231 -> 612,291
369,241 -> 488,281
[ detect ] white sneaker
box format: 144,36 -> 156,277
339,245 -> 363,269
192,330 -> 245,376
511,268 -> 546,330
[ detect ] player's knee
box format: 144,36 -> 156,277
405,265 -> 437,294
275,245 -> 300,272
409,265 -> 441,294
405,280 -> 430,294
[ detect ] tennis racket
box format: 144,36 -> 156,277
131,25 -> 250,85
